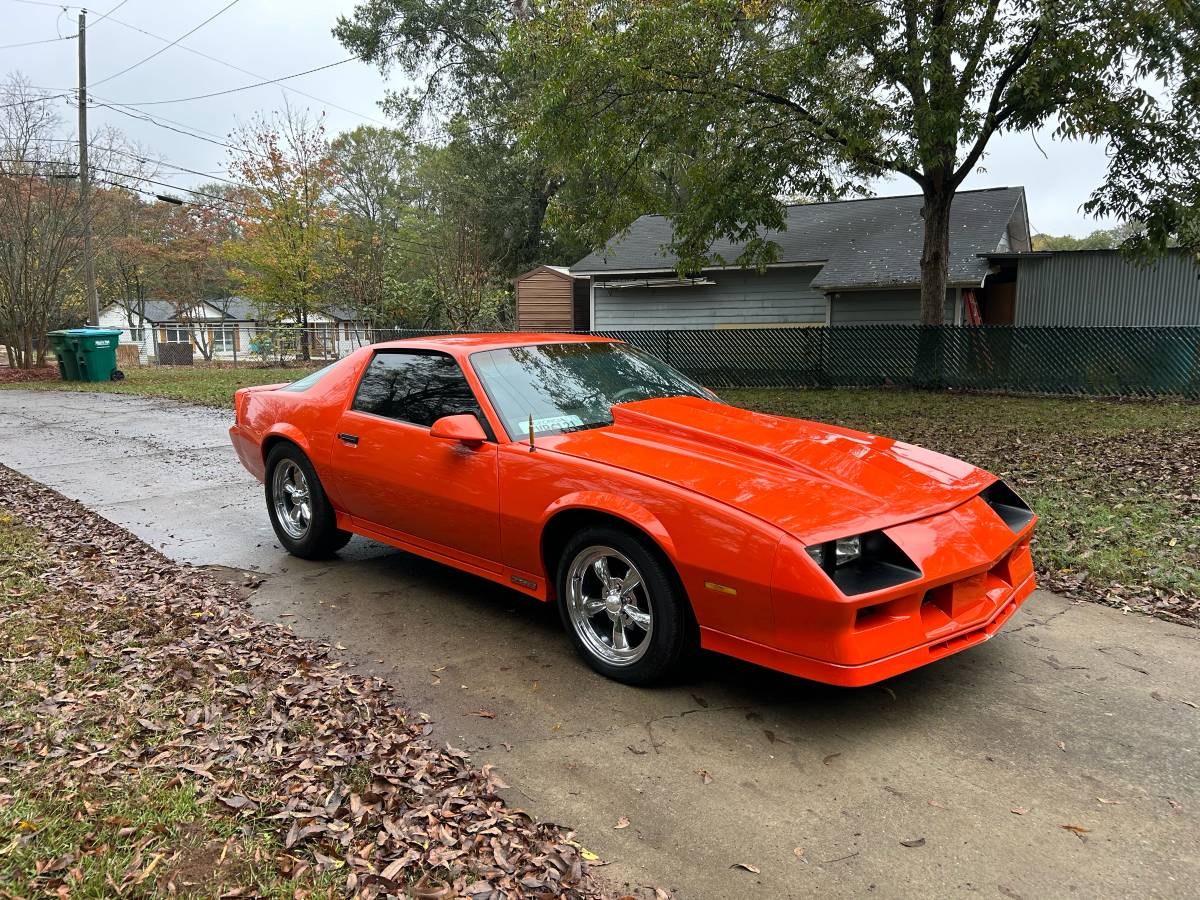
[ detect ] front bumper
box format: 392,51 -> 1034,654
702,568 -> 1035,686
726,491 -> 1039,686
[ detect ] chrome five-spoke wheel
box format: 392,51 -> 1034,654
565,545 -> 653,666
271,458 -> 311,540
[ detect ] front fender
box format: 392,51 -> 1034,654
541,491 -> 680,563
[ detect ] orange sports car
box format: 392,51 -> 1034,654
230,334 -> 1036,686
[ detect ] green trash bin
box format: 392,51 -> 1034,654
65,327 -> 124,382
46,330 -> 81,380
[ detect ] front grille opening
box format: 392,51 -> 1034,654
981,481 -> 1035,533
854,596 -> 910,630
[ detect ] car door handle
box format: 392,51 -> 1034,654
337,432 -> 359,446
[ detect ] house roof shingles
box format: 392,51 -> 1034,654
571,186 -> 1026,290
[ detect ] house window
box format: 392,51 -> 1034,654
128,326 -> 145,343
164,325 -> 190,344
212,324 -> 236,353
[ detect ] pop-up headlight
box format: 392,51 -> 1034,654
805,530 -> 921,596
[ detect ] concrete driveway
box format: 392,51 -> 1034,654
1,389 -> 1197,899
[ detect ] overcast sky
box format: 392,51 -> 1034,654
4,0 -> 1116,236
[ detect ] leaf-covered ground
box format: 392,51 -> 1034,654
727,389 -> 1200,626
0,465 -> 609,899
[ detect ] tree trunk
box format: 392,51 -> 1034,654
919,186 -> 952,325
916,184 -> 953,387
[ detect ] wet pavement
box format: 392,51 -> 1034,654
1,389 -> 1197,899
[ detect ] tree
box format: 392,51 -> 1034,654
222,108 -> 339,360
334,1 -> 591,273
1032,221 -> 1176,251
507,1 -> 1200,323
327,125 -> 418,323
0,74 -> 87,367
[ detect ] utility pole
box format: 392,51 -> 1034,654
78,9 -> 99,326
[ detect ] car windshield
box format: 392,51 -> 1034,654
471,341 -> 717,439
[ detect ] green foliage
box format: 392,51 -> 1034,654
220,110 -> 341,349
506,1 -> 1200,319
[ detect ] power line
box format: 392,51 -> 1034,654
0,90 -> 72,109
4,0 -> 80,8
98,13 -> 391,127
90,0 -> 245,88
0,34 -> 76,50
0,1 -> 125,55
110,54 -> 365,107
89,0 -> 131,27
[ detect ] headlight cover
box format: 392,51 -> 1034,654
980,480 -> 1034,533
805,530 -> 921,596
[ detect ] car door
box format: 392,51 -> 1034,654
329,349 -> 502,569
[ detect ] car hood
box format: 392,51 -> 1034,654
543,396 -> 995,543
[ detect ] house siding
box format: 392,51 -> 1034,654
516,268 -> 576,330
593,267 -> 826,330
829,289 -> 956,325
1013,250 -> 1200,326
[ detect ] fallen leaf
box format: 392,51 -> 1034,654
928,799 -> 947,810
730,862 -> 760,873
822,752 -> 841,765
467,709 -> 496,719
792,847 -> 807,862
1056,741 -> 1067,752
614,816 -> 631,829
1011,807 -> 1029,815
695,768 -> 713,784
1096,797 -> 1122,805
1060,824 -> 1090,833
899,837 -> 926,848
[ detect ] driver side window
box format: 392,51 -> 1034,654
352,350 -> 483,428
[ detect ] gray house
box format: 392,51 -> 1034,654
567,187 -> 1032,330
548,186 -> 1200,329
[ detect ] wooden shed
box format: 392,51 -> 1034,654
515,265 -> 591,331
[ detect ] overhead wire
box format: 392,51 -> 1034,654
96,13 -> 391,126
90,0 -> 246,87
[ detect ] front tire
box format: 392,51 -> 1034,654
265,443 -> 351,559
557,525 -> 694,685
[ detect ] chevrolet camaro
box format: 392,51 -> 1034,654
229,334 -> 1036,686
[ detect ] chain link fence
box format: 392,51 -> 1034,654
106,323 -> 1200,399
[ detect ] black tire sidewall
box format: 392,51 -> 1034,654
556,525 -> 689,686
264,443 -> 349,558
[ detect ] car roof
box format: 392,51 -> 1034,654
371,332 -> 621,352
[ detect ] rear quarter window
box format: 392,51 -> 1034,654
278,362 -> 338,393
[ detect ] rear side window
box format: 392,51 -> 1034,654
351,350 -> 482,427
279,362 -> 337,393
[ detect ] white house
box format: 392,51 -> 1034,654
99,297 -> 372,363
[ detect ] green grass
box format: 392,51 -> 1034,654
0,364 -> 317,407
726,388 -> 1200,611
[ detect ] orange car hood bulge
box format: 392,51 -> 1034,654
544,396 -> 995,543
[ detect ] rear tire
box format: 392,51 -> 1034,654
265,443 -> 351,559
556,525 -> 694,686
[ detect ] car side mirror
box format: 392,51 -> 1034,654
430,414 -> 487,448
